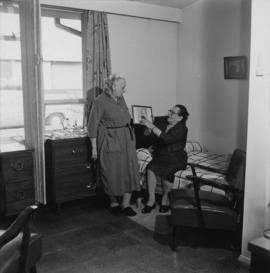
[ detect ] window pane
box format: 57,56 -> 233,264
45,104 -> 84,131
41,16 -> 83,101
0,2 -> 25,146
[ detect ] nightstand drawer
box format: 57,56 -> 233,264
1,152 -> 33,181
55,174 -> 94,202
5,179 -> 35,215
52,141 -> 90,167
54,164 -> 91,176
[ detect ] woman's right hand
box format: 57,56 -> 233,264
90,138 -> 98,161
91,147 -> 97,161
140,116 -> 153,129
91,149 -> 98,161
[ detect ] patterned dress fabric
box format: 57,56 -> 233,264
88,92 -> 140,196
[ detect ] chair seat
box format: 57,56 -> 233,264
171,189 -> 237,230
171,189 -> 232,207
0,231 -> 42,273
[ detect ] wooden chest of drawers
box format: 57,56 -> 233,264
0,150 -> 35,216
45,137 -> 95,209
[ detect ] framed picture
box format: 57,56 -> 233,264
224,56 -> 247,79
132,105 -> 153,124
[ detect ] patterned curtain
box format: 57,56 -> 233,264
83,11 -> 111,126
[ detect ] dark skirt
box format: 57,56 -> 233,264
147,153 -> 187,182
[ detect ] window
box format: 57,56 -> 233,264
41,7 -> 84,132
0,2 -> 25,147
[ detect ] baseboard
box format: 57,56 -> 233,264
238,254 -> 250,269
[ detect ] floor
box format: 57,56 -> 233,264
28,197 -> 249,273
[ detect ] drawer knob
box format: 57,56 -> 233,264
11,162 -> 24,171
15,191 -> 25,200
86,182 -> 96,190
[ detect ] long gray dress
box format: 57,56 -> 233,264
87,92 -> 140,196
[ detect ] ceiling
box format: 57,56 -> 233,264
129,0 -> 199,9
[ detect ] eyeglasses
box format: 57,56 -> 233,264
168,109 -> 178,115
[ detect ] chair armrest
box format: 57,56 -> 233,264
0,205 -> 38,248
188,163 -> 226,176
186,175 -> 241,194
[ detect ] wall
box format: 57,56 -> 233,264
108,14 -> 178,115
178,0 -> 250,153
41,0 -> 180,116
241,0 -> 270,259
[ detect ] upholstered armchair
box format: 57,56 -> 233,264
170,149 -> 246,251
0,205 -> 42,273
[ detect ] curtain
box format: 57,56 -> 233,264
20,0 -> 46,203
83,11 -> 111,126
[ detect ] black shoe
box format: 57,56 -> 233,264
109,205 -> 121,215
141,203 -> 156,214
122,206 -> 137,217
159,205 -> 170,213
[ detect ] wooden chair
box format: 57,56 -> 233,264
170,149 -> 246,251
0,205 -> 42,273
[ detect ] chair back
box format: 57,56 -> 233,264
0,205 -> 38,273
225,149 -> 246,191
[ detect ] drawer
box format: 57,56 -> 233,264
54,175 -> 94,202
55,173 -> 92,189
52,141 -> 90,167
1,152 -> 33,181
5,179 -> 35,215
54,164 -> 92,176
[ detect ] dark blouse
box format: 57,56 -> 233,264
152,121 -> 188,157
147,120 -> 188,182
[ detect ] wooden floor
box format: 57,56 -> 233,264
26,197 -> 249,273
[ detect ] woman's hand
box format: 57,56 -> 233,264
92,150 -> 98,161
148,145 -> 154,154
140,116 -> 154,129
90,138 -> 98,161
144,127 -> 151,136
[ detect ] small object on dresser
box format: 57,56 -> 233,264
264,229 -> 270,239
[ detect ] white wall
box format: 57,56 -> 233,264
108,14 -> 178,115
241,0 -> 270,259
41,0 -> 180,116
178,0 -> 250,153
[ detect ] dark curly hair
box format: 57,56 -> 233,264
175,104 -> 189,122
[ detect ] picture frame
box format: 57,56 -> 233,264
132,105 -> 153,124
224,56 -> 247,79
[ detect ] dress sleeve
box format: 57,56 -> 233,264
159,124 -> 187,145
87,99 -> 104,138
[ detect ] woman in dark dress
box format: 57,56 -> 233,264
140,105 -> 189,213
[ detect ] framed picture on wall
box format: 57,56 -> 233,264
224,56 -> 247,79
132,105 -> 153,124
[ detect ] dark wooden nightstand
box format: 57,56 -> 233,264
0,149 -> 35,216
248,236 -> 270,273
45,137 -> 96,212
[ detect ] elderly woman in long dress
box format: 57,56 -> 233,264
87,74 -> 140,216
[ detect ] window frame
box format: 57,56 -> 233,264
41,5 -> 86,126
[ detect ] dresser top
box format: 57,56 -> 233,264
0,143 -> 27,153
